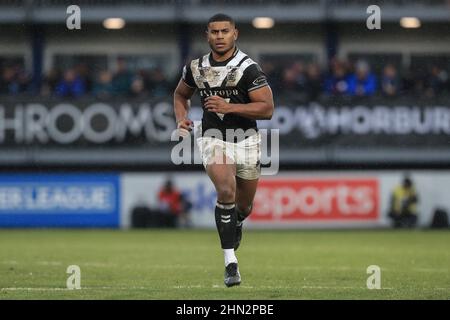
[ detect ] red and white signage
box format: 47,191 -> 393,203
251,178 -> 379,221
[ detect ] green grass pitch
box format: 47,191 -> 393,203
0,229 -> 449,299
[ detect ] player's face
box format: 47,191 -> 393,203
206,21 -> 238,55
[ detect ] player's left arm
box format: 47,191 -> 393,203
204,86 -> 274,120
235,86 -> 274,120
204,63 -> 274,120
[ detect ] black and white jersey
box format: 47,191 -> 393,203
182,47 -> 269,141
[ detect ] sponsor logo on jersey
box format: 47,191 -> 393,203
199,89 -> 239,98
252,76 -> 267,87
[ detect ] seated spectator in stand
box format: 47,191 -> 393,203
292,62 -> 308,92
130,74 -> 148,98
404,67 -> 429,96
280,62 -> 308,99
381,64 -> 400,97
112,58 -> 133,96
0,65 -> 30,95
324,59 -> 352,96
75,63 -> 93,93
425,65 -> 448,98
347,60 -> 377,97
157,179 -> 182,228
388,175 -> 419,228
14,64 -> 31,95
93,70 -> 114,99
55,68 -> 86,98
41,68 -> 61,97
281,67 -> 298,92
149,68 -> 170,98
0,66 -> 17,95
305,62 -> 323,101
261,61 -> 281,95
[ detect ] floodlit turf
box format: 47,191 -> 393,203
0,229 -> 449,299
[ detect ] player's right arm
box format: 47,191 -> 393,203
174,79 -> 195,132
173,65 -> 196,134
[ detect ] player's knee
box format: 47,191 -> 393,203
236,203 -> 253,215
216,186 -> 236,202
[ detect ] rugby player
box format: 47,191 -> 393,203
173,13 -> 274,287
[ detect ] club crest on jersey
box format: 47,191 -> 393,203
226,67 -> 238,82
195,75 -> 205,83
195,68 -> 206,82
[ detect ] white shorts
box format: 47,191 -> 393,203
196,132 -> 261,180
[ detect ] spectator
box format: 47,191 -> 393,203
281,67 -> 298,92
0,65 -> 29,95
261,61 -> 280,94
93,70 -> 114,99
381,64 -> 400,97
0,66 -> 18,95
305,62 -> 323,100
13,64 -> 31,94
292,62 -> 308,92
157,178 -> 183,228
425,65 -> 448,98
148,68 -> 170,98
55,68 -> 86,98
75,63 -> 94,93
347,60 -> 377,96
324,59 -> 351,96
388,175 -> 419,228
403,66 -> 426,96
130,74 -> 147,98
279,61 -> 309,100
41,68 -> 61,97
112,58 -> 133,95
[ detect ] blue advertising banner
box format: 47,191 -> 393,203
0,174 -> 120,227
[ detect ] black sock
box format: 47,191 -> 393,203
215,202 -> 236,249
236,204 -> 253,224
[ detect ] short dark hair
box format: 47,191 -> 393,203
207,13 -> 235,29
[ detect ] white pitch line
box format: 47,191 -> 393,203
259,266 -> 392,272
5,261 -> 448,274
412,268 -> 450,273
300,286 -> 394,290
172,285 -> 203,289
1,288 -> 68,291
36,261 -> 63,266
209,285 -> 393,290
7,286 -> 450,292
80,262 -> 117,267
0,260 -> 18,265
0,286 -> 149,291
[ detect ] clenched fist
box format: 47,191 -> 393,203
177,118 -> 194,138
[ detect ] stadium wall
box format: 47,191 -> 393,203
0,173 -> 120,227
2,97 -> 450,167
120,171 -> 450,229
0,170 -> 448,229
